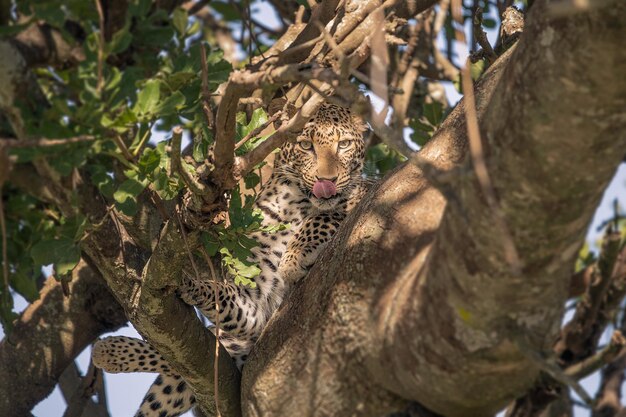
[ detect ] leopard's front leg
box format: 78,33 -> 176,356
178,272 -> 258,337
278,212 -> 344,285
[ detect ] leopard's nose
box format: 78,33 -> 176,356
316,175 -> 337,184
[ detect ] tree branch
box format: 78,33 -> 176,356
0,261 -> 126,416
79,188 -> 242,417
242,1 -> 626,416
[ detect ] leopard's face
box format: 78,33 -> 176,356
277,104 -> 367,210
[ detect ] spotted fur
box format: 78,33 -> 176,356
92,103 -> 371,417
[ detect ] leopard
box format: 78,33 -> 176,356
92,103 -> 371,417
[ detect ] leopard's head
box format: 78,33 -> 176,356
276,103 -> 367,210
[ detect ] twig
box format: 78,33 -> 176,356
187,0 -> 210,15
198,247 -> 221,417
313,21 -> 370,84
451,0 -> 522,275
200,44 -> 215,133
275,34 -> 324,60
433,0 -> 451,36
131,124 -> 152,157
564,331 -> 626,380
234,111 -> 282,151
170,126 -> 213,199
250,17 -> 283,36
229,0 -> 264,60
513,332 -> 593,404
369,6 -> 390,126
594,316 -> 626,416
585,228 -> 622,328
1,136 -> 95,148
0,185 -> 8,295
555,239 -> 626,364
94,0 -> 105,93
62,359 -> 101,417
112,135 -> 134,161
472,7 -> 497,65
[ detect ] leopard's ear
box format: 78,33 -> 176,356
350,113 -> 369,135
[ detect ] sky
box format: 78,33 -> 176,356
3,1 -> 625,416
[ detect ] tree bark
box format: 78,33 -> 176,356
242,1 -> 626,416
0,260 -> 126,416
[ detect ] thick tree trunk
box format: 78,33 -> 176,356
0,260 -> 126,416
242,2 -> 626,416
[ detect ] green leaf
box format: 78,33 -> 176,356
152,171 -> 180,200
244,172 -> 260,189
483,18 -> 497,29
235,108 -> 271,155
165,71 -> 196,91
0,20 -> 34,37
423,102 -> 443,127
107,26 -> 133,54
130,0 -> 152,17
138,147 -> 162,175
135,79 -> 161,116
48,145 -> 90,176
11,270 -> 40,303
470,59 -> 485,81
210,1 -> 240,21
201,232 -> 220,257
172,7 -> 189,36
101,108 -> 138,132
0,292 -> 18,333
193,127 -> 212,163
31,237 -> 80,276
114,178 -> 148,216
229,188 -> 244,228
154,91 -> 186,117
409,129 -> 431,147
59,215 -> 87,241
90,165 -> 116,198
204,50 -> 233,87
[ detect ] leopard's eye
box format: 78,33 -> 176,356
338,140 -> 351,149
299,140 -> 313,150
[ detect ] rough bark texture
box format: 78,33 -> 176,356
242,2 -> 626,416
77,186 -> 243,417
0,260 -> 126,417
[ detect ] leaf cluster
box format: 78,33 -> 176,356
200,187 -> 288,288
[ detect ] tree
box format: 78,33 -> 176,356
0,0 -> 625,416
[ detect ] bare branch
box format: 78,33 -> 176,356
10,22 -> 85,68
243,2 -> 626,415
62,359 -> 104,417
170,126 -> 214,200
0,185 -> 7,296
59,361 -> 110,417
472,7 -> 498,65
200,44 -> 216,132
556,231 -> 626,363
0,262 -> 126,416
565,331 -> 626,380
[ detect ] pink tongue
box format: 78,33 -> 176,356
312,180 -> 337,199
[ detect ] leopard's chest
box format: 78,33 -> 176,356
245,177 -> 313,311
